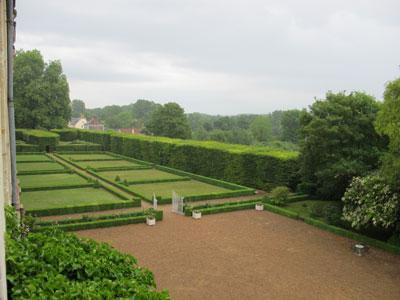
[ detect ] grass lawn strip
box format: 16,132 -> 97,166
59,153 -> 119,161
17,161 -> 65,172
16,154 -> 51,162
97,169 -> 186,183
75,160 -> 142,169
18,173 -> 89,190
21,187 -> 126,211
285,200 -> 338,219
128,180 -> 231,200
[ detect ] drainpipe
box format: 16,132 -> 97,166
6,0 -> 17,207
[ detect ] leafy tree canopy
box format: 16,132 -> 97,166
146,102 -> 191,139
299,91 -> 386,200
14,49 -> 71,129
71,99 -> 86,118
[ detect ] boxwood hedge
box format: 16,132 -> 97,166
75,130 -> 299,190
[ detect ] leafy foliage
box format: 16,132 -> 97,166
71,99 -> 86,118
5,207 -> 169,299
342,175 -> 399,230
299,91 -> 386,200
375,77 -> 400,190
146,102 -> 191,139
14,49 -> 71,129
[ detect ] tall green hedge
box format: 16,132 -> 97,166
51,128 -> 79,141
19,129 -> 59,151
76,130 -> 299,190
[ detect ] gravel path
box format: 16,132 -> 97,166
77,206 -> 400,300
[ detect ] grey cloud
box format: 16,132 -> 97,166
15,0 -> 400,114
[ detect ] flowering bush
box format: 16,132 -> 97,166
342,175 -> 399,230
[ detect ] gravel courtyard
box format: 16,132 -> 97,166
77,207 -> 400,300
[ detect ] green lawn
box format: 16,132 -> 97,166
21,187 -> 125,211
16,154 -> 51,162
128,180 -> 231,199
98,169 -> 184,182
19,173 -> 88,189
285,200 -> 339,218
60,153 -> 118,161
17,162 -> 65,172
76,160 -> 142,169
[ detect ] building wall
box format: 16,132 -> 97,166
0,0 -> 10,298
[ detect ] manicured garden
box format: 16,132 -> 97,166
128,180 -> 232,200
21,187 -> 126,211
98,169 -> 186,183
19,173 -> 89,190
17,161 -> 66,172
16,154 -> 51,162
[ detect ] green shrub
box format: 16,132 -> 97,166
322,204 -> 343,226
270,186 -> 290,201
310,203 -> 325,218
115,175 -> 121,182
51,129 -> 79,141
19,129 -> 60,151
6,228 -> 169,298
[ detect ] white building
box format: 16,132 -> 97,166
68,117 -> 87,129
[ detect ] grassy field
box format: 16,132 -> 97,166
21,187 -> 125,211
60,153 -> 118,161
19,173 -> 88,189
98,168 -> 184,182
17,162 -> 65,172
16,154 -> 51,162
128,180 -> 231,199
76,160 -> 142,169
285,200 -> 339,218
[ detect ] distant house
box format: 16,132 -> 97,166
84,117 -> 105,131
118,127 -> 142,135
68,117 -> 87,129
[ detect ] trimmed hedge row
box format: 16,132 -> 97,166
21,183 -> 94,192
16,143 -> 40,152
35,210 -> 164,232
17,169 -> 70,176
184,198 -> 262,216
51,128 -> 79,141
74,130 -> 299,190
18,129 -> 59,151
93,165 -> 152,172
56,143 -> 102,152
26,200 -> 138,217
303,217 -> 400,255
124,177 -> 191,185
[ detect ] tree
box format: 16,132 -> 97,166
281,109 -> 302,143
14,49 -> 71,129
71,99 -> 86,118
375,78 -> 400,190
146,102 -> 191,139
250,115 -> 272,142
299,91 -> 385,200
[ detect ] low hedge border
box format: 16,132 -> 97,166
17,169 -> 70,176
36,210 -> 162,226
21,183 -> 95,192
184,198 -> 262,216
124,177 -> 191,185
141,189 -> 256,205
16,152 -> 45,155
261,201 -> 400,255
92,165 -> 152,172
303,217 -> 400,255
56,144 -> 102,152
26,200 -> 138,217
70,158 -> 122,162
16,144 -> 40,152
35,210 -> 164,231
16,159 -> 52,163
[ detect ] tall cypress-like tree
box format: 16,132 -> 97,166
14,49 -> 71,129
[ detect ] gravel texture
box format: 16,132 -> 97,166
77,207 -> 400,300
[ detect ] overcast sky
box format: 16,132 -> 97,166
16,0 -> 400,115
